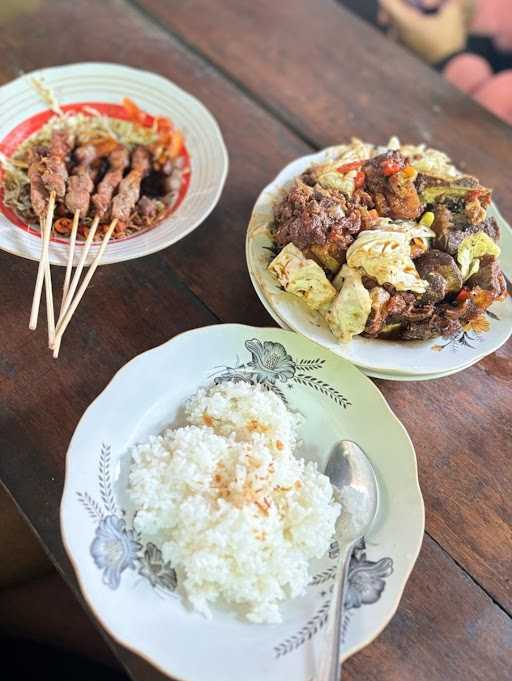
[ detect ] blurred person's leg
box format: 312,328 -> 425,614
473,70 -> 512,124
444,52 -> 493,93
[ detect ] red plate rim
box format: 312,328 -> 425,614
0,101 -> 191,246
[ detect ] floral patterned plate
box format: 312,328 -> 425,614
245,146 -> 512,377
61,324 -> 424,681
256,292 -> 483,382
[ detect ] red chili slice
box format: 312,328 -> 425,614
381,159 -> 402,176
456,287 -> 470,303
336,160 -> 364,174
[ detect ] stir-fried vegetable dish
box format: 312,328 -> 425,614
268,137 -> 507,342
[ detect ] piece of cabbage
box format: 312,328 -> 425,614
309,138 -> 373,195
268,243 -> 337,311
326,266 -> 371,342
457,232 -> 501,280
399,144 -> 460,180
346,229 -> 428,293
372,218 -> 435,254
310,161 -> 355,194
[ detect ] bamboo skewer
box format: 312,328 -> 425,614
61,209 -> 80,306
53,218 -> 117,359
29,191 -> 56,332
52,214 -> 100,358
58,215 -> 100,320
44,257 -> 56,348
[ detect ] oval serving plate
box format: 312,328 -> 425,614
264,303 -> 482,381
0,62 -> 228,265
61,324 -> 424,681
246,147 -> 512,377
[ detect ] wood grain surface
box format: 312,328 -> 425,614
0,1 -> 511,680
136,0 -> 512,611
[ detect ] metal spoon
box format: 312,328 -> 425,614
320,440 -> 379,681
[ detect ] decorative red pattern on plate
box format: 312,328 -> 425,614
0,102 -> 191,245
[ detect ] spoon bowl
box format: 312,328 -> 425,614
320,440 -> 379,681
325,440 -> 379,543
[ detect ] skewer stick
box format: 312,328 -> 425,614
53,218 -> 117,359
44,258 -> 55,348
29,191 -> 56,331
61,209 -> 80,306
58,215 -> 100,321
52,214 -> 100,358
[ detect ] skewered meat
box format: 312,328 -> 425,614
131,145 -> 151,176
65,144 -> 97,217
40,129 -> 74,197
50,129 -> 74,159
74,144 -> 97,170
65,173 -> 94,217
111,147 -> 152,222
112,171 -> 143,222
133,196 -> 160,226
92,147 -> 129,218
27,148 -> 50,219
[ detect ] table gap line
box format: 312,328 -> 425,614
425,530 -> 512,619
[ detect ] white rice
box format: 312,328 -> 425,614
128,381 -> 340,623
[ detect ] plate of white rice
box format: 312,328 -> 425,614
61,324 -> 424,681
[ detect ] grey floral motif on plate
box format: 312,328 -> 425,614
77,336 -> 392,656
273,540 -> 394,658
212,338 -> 351,408
77,444 -> 177,593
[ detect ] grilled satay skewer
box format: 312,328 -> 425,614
53,146 -> 129,357
59,145 -> 129,317
28,146 -> 56,343
28,129 -> 74,344
60,144 -> 96,305
92,146 -> 129,218
111,146 -> 151,222
54,146 -> 150,357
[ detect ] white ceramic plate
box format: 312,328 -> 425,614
246,146 -> 512,376
267,307 -> 480,381
61,324 -> 424,681
0,63 -> 228,265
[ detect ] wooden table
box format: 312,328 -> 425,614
1,1 -> 511,679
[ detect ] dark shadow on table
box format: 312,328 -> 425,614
1,638 -> 129,681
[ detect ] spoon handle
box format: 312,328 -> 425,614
322,541 -> 354,681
